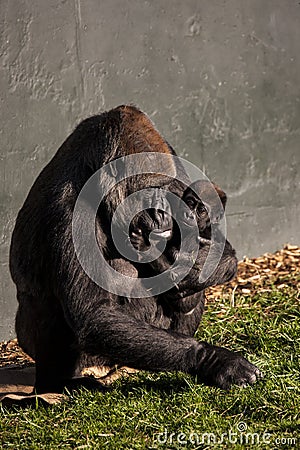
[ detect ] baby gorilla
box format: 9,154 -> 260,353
181,180 -> 227,234
130,180 -> 227,279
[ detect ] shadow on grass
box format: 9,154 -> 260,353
114,372 -> 194,397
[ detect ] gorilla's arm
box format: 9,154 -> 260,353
78,302 -> 262,391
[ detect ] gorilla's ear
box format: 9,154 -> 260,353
212,182 -> 227,210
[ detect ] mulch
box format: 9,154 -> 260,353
206,243 -> 299,302
0,340 -> 34,369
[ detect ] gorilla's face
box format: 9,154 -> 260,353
179,188 -> 209,232
178,180 -> 227,232
129,188 -> 173,247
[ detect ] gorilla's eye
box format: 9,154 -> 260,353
197,205 -> 208,217
185,198 -> 197,209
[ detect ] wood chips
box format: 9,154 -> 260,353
206,243 -> 300,302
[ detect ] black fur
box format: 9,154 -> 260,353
10,105 -> 262,393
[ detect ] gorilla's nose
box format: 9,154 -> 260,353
183,210 -> 196,222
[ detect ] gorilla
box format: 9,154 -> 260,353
9,105 -> 262,393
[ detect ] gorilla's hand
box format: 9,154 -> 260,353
194,343 -> 263,389
165,238 -> 237,299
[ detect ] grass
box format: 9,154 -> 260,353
0,278 -> 299,449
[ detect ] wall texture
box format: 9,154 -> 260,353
1,0 -> 299,340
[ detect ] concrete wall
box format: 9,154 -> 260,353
1,0 -> 299,340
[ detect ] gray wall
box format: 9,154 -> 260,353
1,0 -> 299,340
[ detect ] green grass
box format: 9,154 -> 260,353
1,281 -> 299,449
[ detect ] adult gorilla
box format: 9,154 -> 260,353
10,105 -> 262,393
